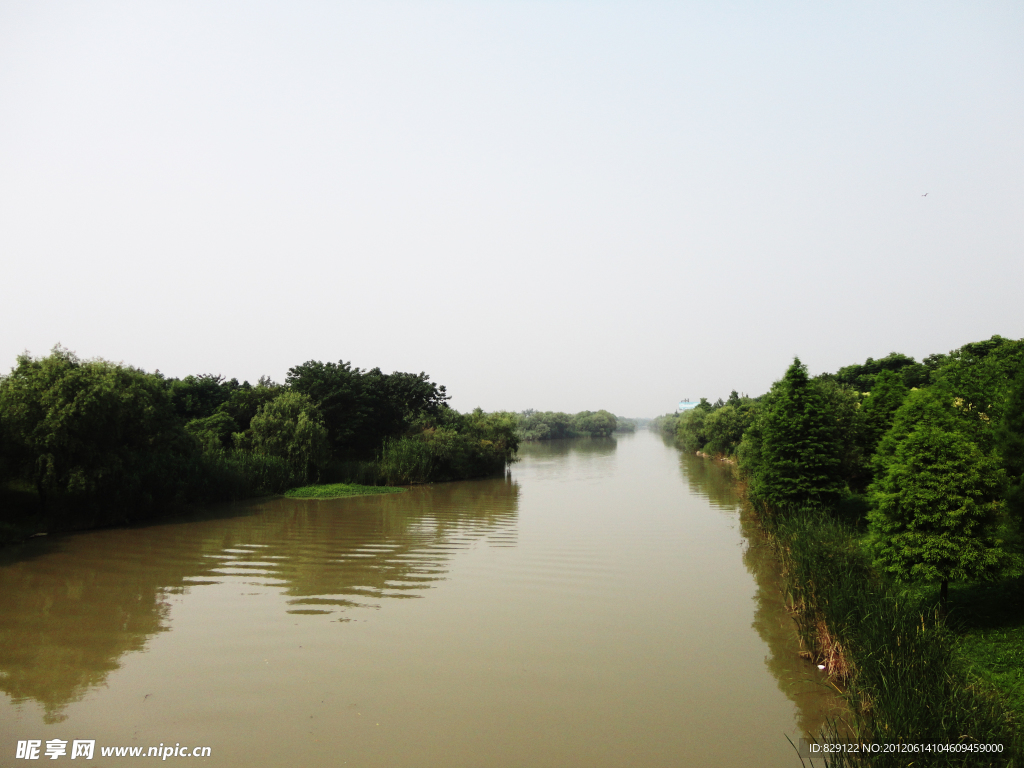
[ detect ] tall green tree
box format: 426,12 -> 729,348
996,372 -> 1024,520
285,360 -> 366,452
933,335 -> 1024,450
748,358 -> 844,507
869,423 -> 1014,611
184,412 -> 239,452
249,391 -> 330,484
0,347 -> 189,506
286,360 -> 448,456
358,368 -> 450,450
815,378 -> 869,491
871,388 -> 960,482
517,410 -> 575,441
168,374 -> 243,421
860,369 -> 909,457
676,408 -> 709,452
214,377 -> 282,435
699,404 -> 751,456
834,351 -> 929,391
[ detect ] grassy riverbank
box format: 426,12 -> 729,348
757,504 -> 1022,765
950,579 -> 1024,718
283,482 -> 406,499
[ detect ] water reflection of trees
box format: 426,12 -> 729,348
0,541 -> 171,724
517,436 -> 618,459
0,476 -> 519,723
678,452 -> 844,737
678,453 -> 742,510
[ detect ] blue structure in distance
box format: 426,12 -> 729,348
677,400 -> 698,412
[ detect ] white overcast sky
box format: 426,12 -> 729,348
1,1 -> 1022,416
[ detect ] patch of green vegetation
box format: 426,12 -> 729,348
282,482 -> 406,499
950,578 -> 1024,717
763,507 -> 1022,764
517,409 -> 618,440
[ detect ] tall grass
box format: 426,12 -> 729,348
378,436 -> 435,485
763,506 -> 1021,766
377,430 -> 512,485
190,450 -> 309,500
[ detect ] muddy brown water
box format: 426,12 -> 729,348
0,430 -> 840,766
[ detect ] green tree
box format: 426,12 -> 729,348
0,347 -> 189,507
675,408 -> 707,452
286,360 -> 448,456
834,351 -> 929,392
869,424 -> 1014,611
996,372 -> 1024,520
572,410 -> 617,437
168,374 -> 243,421
249,392 -> 330,484
932,335 -> 1024,450
285,360 -> 367,452
702,405 -> 745,456
860,369 -> 909,456
215,378 -> 282,434
380,408 -> 519,484
748,358 -> 844,507
871,388 -> 960,482
735,400 -> 766,472
815,378 -> 869,491
184,412 -> 239,452
651,412 -> 681,439
360,369 -> 449,444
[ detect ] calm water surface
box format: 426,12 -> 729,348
0,431 -> 837,766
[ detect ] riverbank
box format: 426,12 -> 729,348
0,349 -> 520,548
741,491 -> 1023,765
654,336 -> 1024,762
0,479 -> 405,547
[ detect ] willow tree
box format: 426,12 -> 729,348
249,391 -> 330,484
0,346 -> 186,509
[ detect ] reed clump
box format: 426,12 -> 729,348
759,505 -> 1022,766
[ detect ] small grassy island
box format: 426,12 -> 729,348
283,483 -> 406,499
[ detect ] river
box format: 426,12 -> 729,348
0,430 -> 837,766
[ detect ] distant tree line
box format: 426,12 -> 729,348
653,392 -> 757,458
516,410 -> 626,440
0,347 -> 518,538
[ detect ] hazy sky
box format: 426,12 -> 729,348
2,1 -> 1022,416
